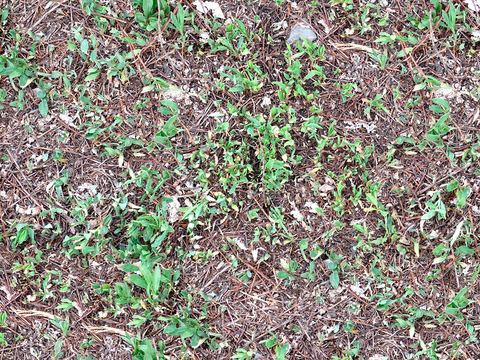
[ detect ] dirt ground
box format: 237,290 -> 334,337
1,0 -> 480,359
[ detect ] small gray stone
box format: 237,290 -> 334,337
286,19 -> 317,44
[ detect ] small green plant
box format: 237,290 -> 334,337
0,312 -> 6,327
50,316 -> 70,336
154,100 -> 180,150
56,299 -> 75,312
420,190 -> 447,233
300,261 -> 317,282
120,262 -> 180,307
445,287 -> 473,320
207,19 -> 254,58
368,48 -> 388,69
327,251 -> 343,289
123,334 -> 166,360
364,94 -> 390,115
51,338 -> 64,360
274,343 -> 290,360
9,223 -> 35,251
427,98 -> 454,147
170,4 -> 185,39
260,333 -> 290,360
338,82 -> 357,102
127,211 -> 174,249
131,0 -> 170,31
158,304 -> 219,348
219,61 -> 266,93
277,258 -> 298,285
9,89 -> 25,110
375,32 -> 418,46
443,177 -> 472,208
0,333 -> 7,347
441,1 -> 465,46
232,348 -> 255,359
407,0 -> 441,30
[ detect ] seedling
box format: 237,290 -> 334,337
368,48 -> 388,69
9,223 -> 35,251
232,348 -> 255,359
277,258 -> 298,285
50,316 -> 70,336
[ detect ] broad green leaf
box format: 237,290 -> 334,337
180,327 -> 195,338
275,343 -> 290,360
421,209 -> 437,221
119,264 -> 139,272
39,99 -> 48,117
160,99 -> 178,111
129,274 -> 148,289
84,67 -> 100,82
152,266 -> 161,294
432,255 -> 447,264
143,0 -> 154,17
190,333 -> 200,347
139,265 -> 153,286
450,220 -> 464,246
229,85 -> 244,92
456,187 -> 471,208
456,246 -> 474,255
1,10 -> 8,22
395,318 -> 409,327
429,105 -> 446,114
142,84 -> 155,93
330,271 -> 339,289
80,39 -> 89,53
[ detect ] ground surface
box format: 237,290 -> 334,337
1,0 -> 480,359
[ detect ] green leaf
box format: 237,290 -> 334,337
121,36 -> 137,44
163,324 -> 177,334
330,271 -> 339,289
421,210 -> 437,221
67,41 -> 77,50
456,246 -> 474,255
277,271 -> 289,279
39,99 -> 48,117
275,343 -> 290,360
152,266 -> 161,294
396,136 -> 416,145
36,90 -> 46,99
327,262 -> 337,270
160,100 -> 178,111
298,239 -> 308,250
143,0 -> 154,17
84,67 -> 100,82
413,83 -> 426,91
90,49 -> 97,62
432,97 -> 450,110
229,85 -> 244,92
0,65 -> 23,78
139,265 -> 153,286
446,179 -> 459,192
456,187 -> 471,208
173,270 -> 181,282
1,10 -> 8,22
450,220 -> 464,246
120,264 -> 139,272
190,333 -> 200,347
169,325 -> 186,336
142,84 -> 155,93
129,274 -> 148,289
432,255 -> 447,264
429,105 -> 445,114
80,39 -> 89,54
